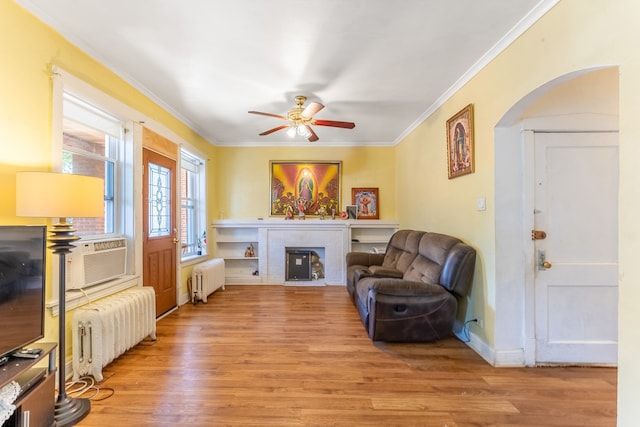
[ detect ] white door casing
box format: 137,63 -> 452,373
533,132 -> 618,364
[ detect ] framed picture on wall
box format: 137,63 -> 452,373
269,161 -> 342,216
446,104 -> 475,179
351,187 -> 379,219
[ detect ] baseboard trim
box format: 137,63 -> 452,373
454,329 -> 495,365
454,328 -> 526,367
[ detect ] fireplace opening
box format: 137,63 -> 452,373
285,248 -> 325,281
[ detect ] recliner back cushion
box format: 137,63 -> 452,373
403,233 -> 461,284
382,230 -> 424,272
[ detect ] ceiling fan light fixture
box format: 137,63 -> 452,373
249,95 -> 355,142
296,124 -> 309,137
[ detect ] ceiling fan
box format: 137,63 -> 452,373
248,95 -> 355,142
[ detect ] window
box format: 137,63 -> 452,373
50,67 -> 139,311
180,149 -> 207,259
62,93 -> 122,237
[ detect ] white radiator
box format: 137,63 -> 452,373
191,258 -> 225,303
72,286 -> 157,382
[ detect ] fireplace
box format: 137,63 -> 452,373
266,226 -> 347,284
285,248 -> 325,281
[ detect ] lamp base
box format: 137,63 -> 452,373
54,395 -> 91,427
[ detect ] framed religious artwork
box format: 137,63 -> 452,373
269,161 -> 342,216
446,104 -> 475,179
351,187 -> 379,219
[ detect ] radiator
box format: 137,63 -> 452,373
191,258 -> 225,303
72,286 -> 157,382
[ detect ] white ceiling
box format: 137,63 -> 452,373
17,0 -> 555,147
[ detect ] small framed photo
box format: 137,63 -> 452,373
351,187 -> 379,220
346,205 -> 358,219
446,104 -> 474,179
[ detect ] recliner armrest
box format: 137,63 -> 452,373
369,279 -> 445,297
346,251 -> 385,267
368,265 -> 403,279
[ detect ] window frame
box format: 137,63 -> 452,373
62,93 -> 121,237
50,66 -> 208,314
50,67 -> 140,314
180,148 -> 208,261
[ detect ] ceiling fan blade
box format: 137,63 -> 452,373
248,111 -> 288,120
301,102 -> 324,120
305,125 -> 319,142
259,125 -> 290,136
313,119 -> 356,129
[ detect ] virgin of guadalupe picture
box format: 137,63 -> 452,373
270,161 -> 341,216
446,104 -> 475,179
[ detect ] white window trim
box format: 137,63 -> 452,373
180,147 -> 208,263
48,65 -> 199,314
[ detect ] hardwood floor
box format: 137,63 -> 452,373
75,285 -> 617,426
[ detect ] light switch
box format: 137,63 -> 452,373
476,197 -> 486,211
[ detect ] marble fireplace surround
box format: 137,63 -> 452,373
262,221 -> 350,285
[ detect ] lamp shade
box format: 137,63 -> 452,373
16,172 -> 104,218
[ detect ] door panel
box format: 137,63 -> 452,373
143,148 -> 177,316
534,132 -> 618,364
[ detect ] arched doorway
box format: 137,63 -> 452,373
494,67 -> 619,366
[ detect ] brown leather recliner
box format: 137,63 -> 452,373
346,230 -> 476,342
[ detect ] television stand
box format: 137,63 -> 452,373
0,343 -> 56,427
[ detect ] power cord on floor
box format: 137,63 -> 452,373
63,376 -> 115,402
460,318 -> 479,343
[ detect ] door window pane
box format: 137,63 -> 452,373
148,162 -> 171,238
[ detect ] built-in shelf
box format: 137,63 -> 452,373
212,224 -> 259,284
350,223 -> 398,254
212,219 -> 398,285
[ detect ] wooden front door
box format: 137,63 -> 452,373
143,148 -> 178,316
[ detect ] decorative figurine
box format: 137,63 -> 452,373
244,244 -> 255,257
284,205 -> 294,220
317,206 -> 326,220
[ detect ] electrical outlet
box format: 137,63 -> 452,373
475,318 -> 484,329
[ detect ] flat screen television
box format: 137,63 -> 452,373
0,225 -> 46,359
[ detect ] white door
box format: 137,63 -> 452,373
534,132 -> 618,364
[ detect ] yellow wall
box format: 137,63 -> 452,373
3,0 -> 640,423
214,146 -> 396,219
396,0 -> 639,423
0,0 -> 215,354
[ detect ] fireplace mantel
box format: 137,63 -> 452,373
212,219 -> 398,285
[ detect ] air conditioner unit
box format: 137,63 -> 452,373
64,237 -> 127,289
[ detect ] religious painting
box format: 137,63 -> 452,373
270,161 -> 342,216
446,104 -> 475,179
351,187 -> 379,219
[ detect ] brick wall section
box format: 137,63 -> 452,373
63,132 -> 105,235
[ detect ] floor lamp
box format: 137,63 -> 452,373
16,171 -> 104,427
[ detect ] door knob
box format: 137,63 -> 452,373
538,250 -> 552,270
